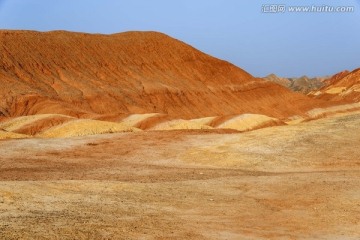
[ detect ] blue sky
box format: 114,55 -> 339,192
0,0 -> 359,77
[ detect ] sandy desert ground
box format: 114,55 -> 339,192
0,111 -> 359,239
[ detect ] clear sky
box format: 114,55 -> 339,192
0,0 -> 359,77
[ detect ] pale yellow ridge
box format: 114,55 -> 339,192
0,114 -> 74,132
216,114 -> 280,131
38,119 -> 139,138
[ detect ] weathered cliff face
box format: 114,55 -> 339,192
0,30 -> 326,119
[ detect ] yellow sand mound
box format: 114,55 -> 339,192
120,113 -> 160,127
150,117 -> 215,130
215,114 -> 282,131
0,130 -> 28,140
285,115 -> 305,125
0,114 -> 74,132
188,117 -> 216,125
38,119 -> 139,138
307,103 -> 360,118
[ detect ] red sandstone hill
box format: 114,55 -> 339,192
309,68 -> 360,102
0,30 -> 330,120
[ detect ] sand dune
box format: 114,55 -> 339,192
0,114 -> 73,132
214,114 -> 284,131
150,117 -> 214,130
120,113 -> 161,127
150,114 -> 285,132
38,119 -> 139,138
307,102 -> 360,119
284,115 -> 305,125
0,114 -> 74,136
0,113 -> 287,138
3,108 -> 360,139
0,130 -> 28,140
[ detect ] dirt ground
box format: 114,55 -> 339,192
0,113 -> 360,239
